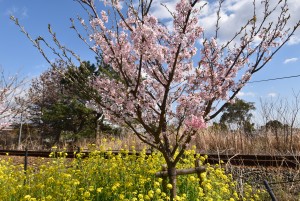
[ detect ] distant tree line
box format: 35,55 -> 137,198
212,98 -> 293,137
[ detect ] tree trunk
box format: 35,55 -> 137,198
18,120 -> 23,150
168,165 -> 177,200
290,125 -> 293,151
275,129 -> 279,151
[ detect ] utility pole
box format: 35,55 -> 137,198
18,112 -> 23,150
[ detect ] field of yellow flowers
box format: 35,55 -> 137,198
0,145 -> 266,201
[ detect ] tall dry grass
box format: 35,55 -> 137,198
2,126 -> 300,155
71,128 -> 300,155
194,128 -> 300,155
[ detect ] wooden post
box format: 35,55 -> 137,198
155,166 -> 206,177
195,159 -> 203,186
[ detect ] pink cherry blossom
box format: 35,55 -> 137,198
185,115 -> 206,130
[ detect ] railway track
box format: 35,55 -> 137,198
0,149 -> 299,168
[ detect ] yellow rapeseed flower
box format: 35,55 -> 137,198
73,179 -> 80,186
154,181 -> 160,187
189,175 -> 196,182
155,188 -> 161,194
83,191 -> 90,198
205,183 -> 212,190
148,190 -> 154,198
167,183 -> 173,189
119,194 -> 125,199
96,187 -> 103,193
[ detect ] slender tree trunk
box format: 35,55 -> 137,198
54,130 -> 61,145
275,129 -> 279,151
168,165 -> 177,200
290,125 -> 293,151
18,116 -> 23,150
95,121 -> 101,145
239,130 -> 243,152
163,153 -> 177,201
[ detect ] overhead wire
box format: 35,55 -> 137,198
248,74 -> 300,83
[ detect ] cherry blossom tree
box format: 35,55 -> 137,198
75,0 -> 299,198
0,69 -> 21,130
11,0 -> 300,199
0,96 -> 11,130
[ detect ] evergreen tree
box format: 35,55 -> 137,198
220,99 -> 256,134
25,61 -> 110,146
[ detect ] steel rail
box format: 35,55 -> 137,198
0,150 -> 299,168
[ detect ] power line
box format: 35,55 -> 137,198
248,74 -> 300,83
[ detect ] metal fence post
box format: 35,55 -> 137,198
24,147 -> 28,185
263,180 -> 277,201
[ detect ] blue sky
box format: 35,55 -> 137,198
1,0 -> 98,78
1,0 -> 300,106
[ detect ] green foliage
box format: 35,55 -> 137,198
265,120 -> 283,132
26,61 -> 116,146
61,60 -> 123,136
62,61 -> 102,104
243,121 -> 255,134
42,98 -> 98,142
211,122 -> 228,131
220,99 -> 255,133
96,56 -> 121,81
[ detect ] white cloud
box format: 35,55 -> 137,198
150,1 -> 177,20
288,36 -> 300,45
5,6 -> 18,16
283,57 -> 298,64
150,0 -> 300,45
201,0 -> 300,44
21,7 -> 28,18
237,91 -> 255,97
267,93 -> 277,98
5,6 -> 28,18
